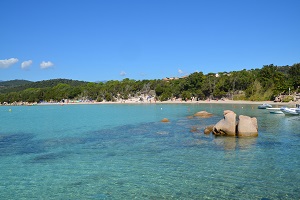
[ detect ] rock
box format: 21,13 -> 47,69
211,110 -> 258,138
204,125 -> 214,134
213,110 -> 236,136
223,110 -> 234,115
237,115 -> 258,137
194,111 -> 213,118
161,118 -> 170,122
274,96 -> 281,102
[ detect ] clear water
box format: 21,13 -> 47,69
0,104 -> 299,199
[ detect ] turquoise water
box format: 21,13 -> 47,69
0,104 -> 299,199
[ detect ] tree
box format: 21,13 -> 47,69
288,63 -> 300,90
0,63 -> 299,104
21,88 -> 42,102
52,83 -> 71,101
84,82 -> 99,99
181,91 -> 192,101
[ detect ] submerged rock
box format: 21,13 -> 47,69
190,126 -> 199,133
161,118 -> 170,122
204,125 -> 214,134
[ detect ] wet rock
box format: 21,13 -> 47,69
204,125 -> 214,134
161,118 -> 170,122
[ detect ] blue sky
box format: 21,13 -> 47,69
1,0 -> 299,82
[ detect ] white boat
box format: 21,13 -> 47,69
266,107 -> 283,114
258,103 -> 272,109
280,107 -> 299,115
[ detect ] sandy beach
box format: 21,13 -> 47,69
37,98 -> 295,107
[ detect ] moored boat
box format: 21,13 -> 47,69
258,103 -> 272,109
280,107 -> 299,115
266,107 -> 283,114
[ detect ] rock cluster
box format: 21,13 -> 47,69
212,110 -> 258,137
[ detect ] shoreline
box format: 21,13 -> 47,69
2,97 -> 298,107
35,99 -> 292,106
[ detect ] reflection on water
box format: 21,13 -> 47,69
238,137 -> 257,150
213,137 -> 257,151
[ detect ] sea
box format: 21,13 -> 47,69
0,103 -> 299,199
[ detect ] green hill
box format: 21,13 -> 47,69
0,79 -> 87,94
0,63 -> 299,103
0,79 -> 33,88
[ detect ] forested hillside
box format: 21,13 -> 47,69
0,63 -> 299,103
0,79 -> 87,93
0,80 -> 32,88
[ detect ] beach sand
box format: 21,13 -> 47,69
38,98 -> 294,106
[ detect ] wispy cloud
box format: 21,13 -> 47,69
120,71 -> 126,76
178,69 -> 183,74
0,58 -> 18,69
40,61 -> 54,69
21,60 -> 33,70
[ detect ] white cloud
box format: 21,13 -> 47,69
178,69 -> 183,74
40,61 -> 54,69
120,71 -> 126,76
0,58 -> 19,69
21,60 -> 33,70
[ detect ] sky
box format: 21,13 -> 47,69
1,0 -> 300,82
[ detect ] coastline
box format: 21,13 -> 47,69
3,96 -> 298,107
36,99 -> 292,106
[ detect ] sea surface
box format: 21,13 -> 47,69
0,103 -> 299,199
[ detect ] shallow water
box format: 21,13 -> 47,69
0,104 -> 299,199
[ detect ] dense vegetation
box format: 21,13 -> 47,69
0,63 -> 299,103
0,79 -> 86,93
0,80 -> 32,89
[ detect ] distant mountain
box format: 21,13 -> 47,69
0,78 -> 88,93
0,79 -> 33,87
27,78 -> 87,88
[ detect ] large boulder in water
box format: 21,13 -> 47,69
237,115 -> 258,137
213,110 -> 236,136
194,111 -> 213,118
